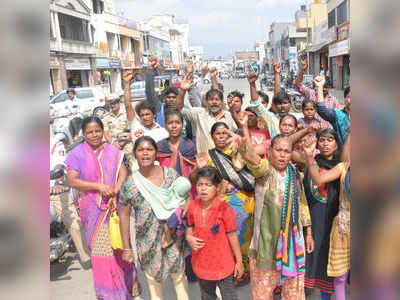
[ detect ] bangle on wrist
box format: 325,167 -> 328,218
123,248 -> 132,251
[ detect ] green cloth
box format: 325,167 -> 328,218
257,189 -> 282,269
132,171 -> 191,220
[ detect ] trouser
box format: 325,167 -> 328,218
144,269 -> 189,300
334,271 -> 349,300
198,274 -> 238,300
50,192 -> 90,262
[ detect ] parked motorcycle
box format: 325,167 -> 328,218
50,168 -> 73,263
286,88 -> 304,113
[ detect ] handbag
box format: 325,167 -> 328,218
109,210 -> 123,250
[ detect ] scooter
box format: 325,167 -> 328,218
50,168 -> 73,263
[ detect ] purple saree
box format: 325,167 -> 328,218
65,141 -> 137,299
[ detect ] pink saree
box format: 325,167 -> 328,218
65,142 -> 137,299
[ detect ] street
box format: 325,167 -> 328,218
50,78 -> 344,300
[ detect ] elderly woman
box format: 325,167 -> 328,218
119,136 -> 189,300
237,129 -> 314,300
192,121 -> 255,285
66,116 -> 139,299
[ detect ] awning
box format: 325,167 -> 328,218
308,41 -> 329,53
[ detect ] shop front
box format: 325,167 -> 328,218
96,57 -> 122,94
329,39 -> 350,89
50,55 -> 63,96
64,57 -> 93,88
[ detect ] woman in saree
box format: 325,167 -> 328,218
192,121 -> 255,285
66,116 -> 139,299
119,136 -> 189,300
303,134 -> 350,300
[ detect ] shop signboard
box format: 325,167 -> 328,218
64,58 -> 91,70
96,57 -> 110,69
109,59 -> 121,68
50,56 -> 60,69
329,39 -> 349,57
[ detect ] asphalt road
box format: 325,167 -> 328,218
50,78 -> 345,300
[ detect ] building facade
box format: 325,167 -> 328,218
327,0 -> 350,89
50,0 -> 97,95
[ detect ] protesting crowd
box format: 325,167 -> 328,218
50,55 -> 350,300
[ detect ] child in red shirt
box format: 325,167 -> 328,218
186,167 -> 243,300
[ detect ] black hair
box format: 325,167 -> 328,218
279,113 -> 298,128
344,86 -> 351,98
230,90 -> 244,103
324,76 -> 332,88
205,88 -> 223,101
135,100 -> 156,116
316,129 -> 341,159
195,166 -> 222,186
257,91 -> 269,104
272,91 -> 290,105
133,136 -> 158,158
302,99 -> 317,110
81,116 -> 104,133
210,121 -> 228,136
270,133 -> 293,151
161,86 -> 179,99
69,117 -> 83,137
245,106 -> 258,116
164,108 -> 184,123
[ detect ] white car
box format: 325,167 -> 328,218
49,87 -> 106,119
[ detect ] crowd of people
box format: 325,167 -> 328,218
53,56 -> 351,300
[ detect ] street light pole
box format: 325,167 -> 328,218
306,0 -> 310,75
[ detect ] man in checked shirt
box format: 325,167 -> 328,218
295,59 -> 342,130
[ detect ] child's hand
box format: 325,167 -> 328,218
234,261 -> 244,278
187,235 -> 205,251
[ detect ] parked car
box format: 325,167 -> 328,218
219,72 -> 231,80
237,72 -> 247,79
129,74 -> 176,101
49,87 -> 106,120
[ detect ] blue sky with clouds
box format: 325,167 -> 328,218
115,0 -> 305,58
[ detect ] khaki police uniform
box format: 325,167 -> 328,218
102,111 -> 134,170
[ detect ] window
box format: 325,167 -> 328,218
92,0 -> 104,14
58,13 -> 90,42
328,9 -> 336,28
76,89 -> 94,99
51,92 -> 68,104
131,38 -> 136,54
337,0 -> 347,25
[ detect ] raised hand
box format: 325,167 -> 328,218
313,75 -> 325,88
122,70 -> 134,83
302,135 -> 317,157
247,72 -> 258,85
273,60 -> 281,74
186,62 -> 194,75
209,66 -> 217,78
301,59 -> 308,72
201,63 -> 209,77
148,56 -> 157,69
180,75 -> 195,91
196,152 -> 210,169
237,111 -> 249,129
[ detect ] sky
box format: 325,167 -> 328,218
114,0 -> 306,59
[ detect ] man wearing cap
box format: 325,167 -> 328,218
101,94 -> 134,169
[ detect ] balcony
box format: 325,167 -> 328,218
61,39 -> 96,55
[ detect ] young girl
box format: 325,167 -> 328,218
298,99 -> 321,131
186,167 -> 244,300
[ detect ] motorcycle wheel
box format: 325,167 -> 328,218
93,106 -> 108,118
